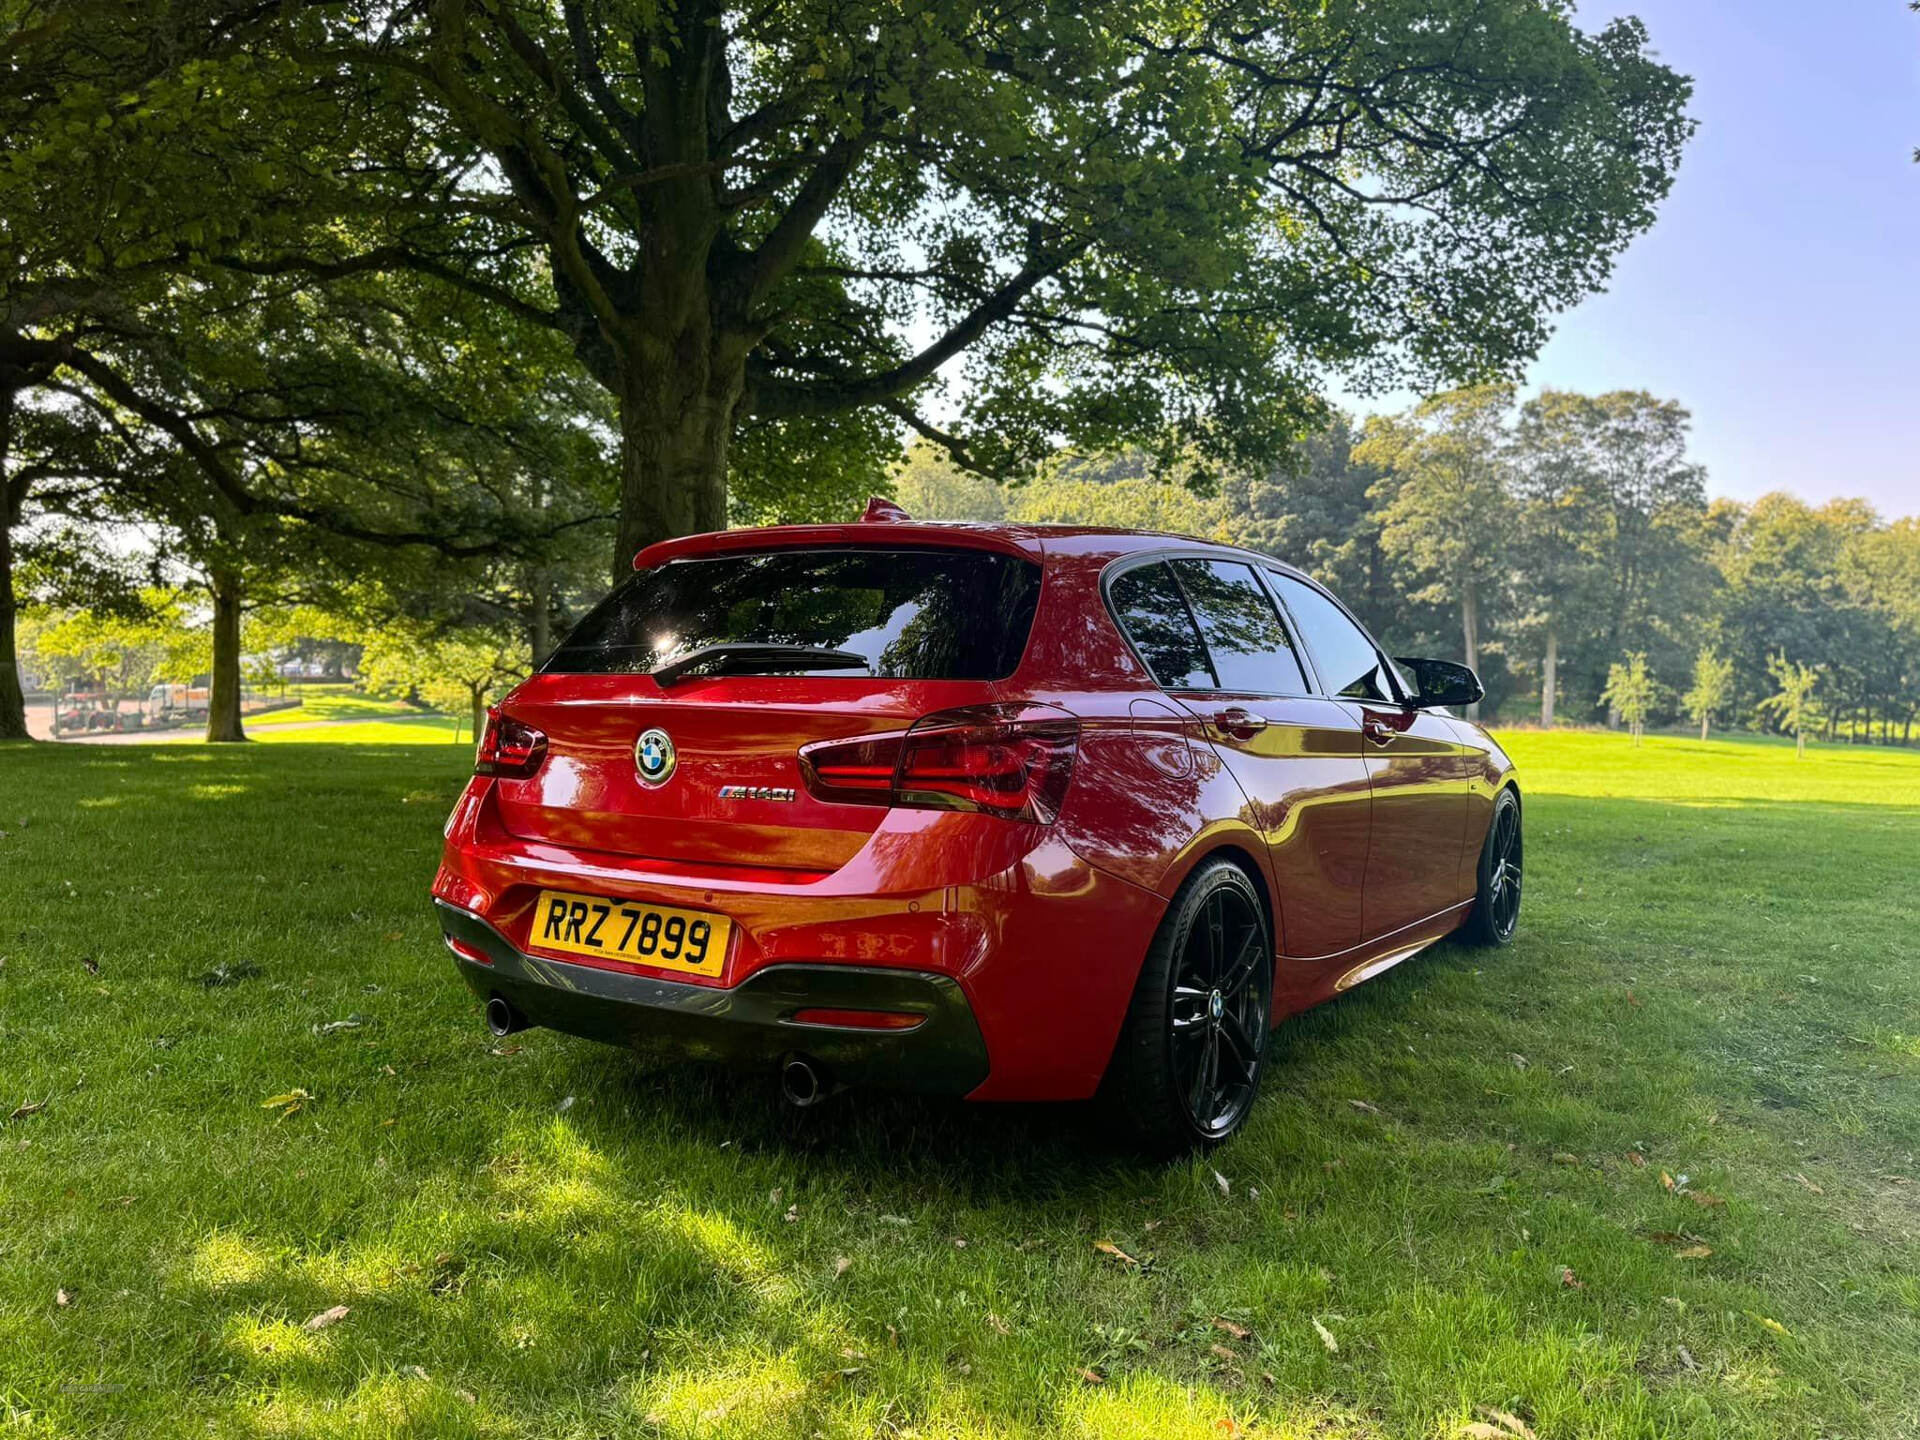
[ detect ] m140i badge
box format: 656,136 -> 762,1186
718,785 -> 796,803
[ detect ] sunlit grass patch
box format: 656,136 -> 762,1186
3,733 -> 1919,1437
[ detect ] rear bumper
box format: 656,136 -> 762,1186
436,900 -> 990,1096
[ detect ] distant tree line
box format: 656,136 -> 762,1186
897,387 -> 1920,744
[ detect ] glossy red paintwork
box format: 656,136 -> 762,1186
433,521 -> 1517,1101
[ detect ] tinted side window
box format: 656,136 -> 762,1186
1110,562 -> 1215,689
1170,559 -> 1308,694
1269,573 -> 1394,702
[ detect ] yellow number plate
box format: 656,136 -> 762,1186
529,889 -> 730,978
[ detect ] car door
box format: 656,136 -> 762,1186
1107,556 -> 1372,962
1265,571 -> 1472,941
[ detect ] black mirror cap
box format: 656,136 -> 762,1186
1395,657 -> 1485,710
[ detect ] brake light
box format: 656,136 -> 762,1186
474,708 -> 548,777
799,704 -> 1078,823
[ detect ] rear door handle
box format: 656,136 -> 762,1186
1362,717 -> 1395,746
1213,707 -> 1268,741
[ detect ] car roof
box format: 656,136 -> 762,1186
633,517 -> 1310,580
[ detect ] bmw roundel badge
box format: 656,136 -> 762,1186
634,727 -> 676,786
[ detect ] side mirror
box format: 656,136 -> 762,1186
1394,657 -> 1484,711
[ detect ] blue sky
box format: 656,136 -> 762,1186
1478,1 -> 1920,514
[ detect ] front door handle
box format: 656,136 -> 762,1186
1362,716 -> 1395,746
1213,707 -> 1268,741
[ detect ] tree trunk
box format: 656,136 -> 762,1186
610,353 -> 739,585
1460,586 -> 1481,722
528,566 -> 552,669
0,505 -> 25,743
206,566 -> 247,743
470,684 -> 487,745
1796,727 -> 1806,760
1700,713 -> 1709,742
1540,628 -> 1557,728
0,390 -> 26,742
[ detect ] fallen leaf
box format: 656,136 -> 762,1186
1348,1099 -> 1381,1114
1627,1151 -> 1647,1168
1214,1421 -> 1240,1437
1078,1366 -> 1105,1385
1311,1317 -> 1338,1353
1790,1172 -> 1823,1195
833,1256 -> 852,1277
455,1389 -> 476,1405
1626,989 -> 1643,1008
1687,1190 -> 1726,1209
1677,1344 -> 1698,1372
1209,1343 -> 1238,1362
986,1312 -> 1011,1335
1674,1244 -> 1713,1260
1212,1316 -> 1250,1340
1476,1405 -> 1537,1439
555,1095 -> 575,1113
303,1304 -> 350,1332
80,956 -> 99,975
1552,1153 -> 1579,1166
1460,1426 -> 1507,1439
1214,1169 -> 1231,1197
1508,1052 -> 1529,1071
1093,1239 -> 1138,1267
1746,1312 -> 1792,1338
56,1288 -> 72,1308
8,1097 -> 48,1121
260,1089 -> 312,1116
1659,1170 -> 1676,1192
1559,1266 -> 1585,1289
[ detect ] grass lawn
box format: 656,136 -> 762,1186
1,730 -> 1916,1438
243,689 -> 465,743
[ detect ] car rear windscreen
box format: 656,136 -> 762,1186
545,547 -> 1044,680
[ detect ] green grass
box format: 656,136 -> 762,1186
1,731 -> 1917,1438
242,689 -> 465,743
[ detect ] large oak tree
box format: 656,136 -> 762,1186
296,0 -> 1693,575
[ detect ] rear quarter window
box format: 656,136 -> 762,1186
544,547 -> 1043,681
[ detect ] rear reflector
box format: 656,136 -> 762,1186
444,935 -> 493,967
799,703 -> 1078,824
474,708 -> 548,778
788,1007 -> 926,1031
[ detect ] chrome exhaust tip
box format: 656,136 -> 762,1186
780,1054 -> 829,1108
485,995 -> 528,1038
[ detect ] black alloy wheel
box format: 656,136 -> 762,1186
1463,787 -> 1523,946
1107,859 -> 1273,1152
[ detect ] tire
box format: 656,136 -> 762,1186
1104,858 -> 1273,1154
1461,787 -> 1523,947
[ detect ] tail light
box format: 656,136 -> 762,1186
474,708 -> 548,777
799,704 -> 1078,824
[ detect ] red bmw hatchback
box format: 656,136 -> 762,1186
433,506 -> 1521,1150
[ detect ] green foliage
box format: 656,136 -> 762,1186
1600,651 -> 1659,745
1006,451 -> 1228,538
1358,387 -> 1518,680
254,0 -> 1694,559
23,592 -> 207,695
1682,647 -> 1737,740
358,621 -> 526,741
891,441 -> 1006,523
1760,652 -> 1822,759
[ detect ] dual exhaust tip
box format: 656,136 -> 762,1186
484,995 -> 833,1109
